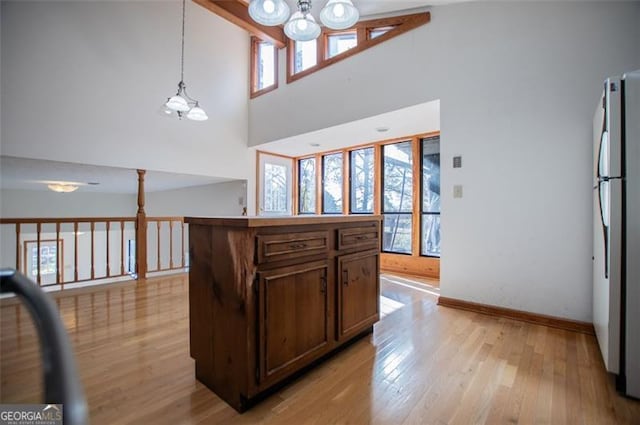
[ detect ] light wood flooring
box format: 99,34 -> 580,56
1,273 -> 639,424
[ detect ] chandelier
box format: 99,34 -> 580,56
249,0 -> 359,42
162,0 -> 208,121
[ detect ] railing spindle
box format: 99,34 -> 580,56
156,221 -> 161,271
90,222 -> 95,281
120,220 -> 125,276
181,222 -> 185,268
36,222 -> 41,285
74,222 -> 79,282
169,221 -> 174,270
106,221 -> 111,277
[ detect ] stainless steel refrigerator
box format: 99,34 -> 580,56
593,70 -> 639,399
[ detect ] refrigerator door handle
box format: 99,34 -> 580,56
599,176 -> 623,182
597,123 -> 610,280
597,181 -> 609,279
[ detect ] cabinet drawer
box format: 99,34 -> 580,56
337,225 -> 380,250
257,231 -> 329,264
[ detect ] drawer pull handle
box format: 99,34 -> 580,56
355,235 -> 369,241
289,243 -> 307,249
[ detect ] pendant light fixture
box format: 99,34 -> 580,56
162,0 -> 208,121
249,0 -> 359,42
249,0 -> 290,26
285,1 -> 321,42
319,0 -> 359,30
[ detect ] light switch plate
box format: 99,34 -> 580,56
453,185 -> 463,198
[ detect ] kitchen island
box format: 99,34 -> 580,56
185,215 -> 382,412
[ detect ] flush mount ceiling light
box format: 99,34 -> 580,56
47,183 -> 79,193
40,180 -> 98,193
249,0 -> 359,41
162,0 -> 208,121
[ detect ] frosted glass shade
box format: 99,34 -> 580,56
187,105 -> 208,121
285,12 -> 321,42
320,0 -> 359,30
166,95 -> 190,112
248,0 -> 290,26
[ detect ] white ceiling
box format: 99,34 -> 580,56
0,157 -> 233,194
256,99 -> 440,157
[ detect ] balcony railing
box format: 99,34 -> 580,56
0,216 -> 188,291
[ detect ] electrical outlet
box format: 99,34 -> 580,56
453,185 -> 463,198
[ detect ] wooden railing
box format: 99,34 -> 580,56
0,216 -> 188,290
145,217 -> 188,275
0,217 -> 136,289
0,170 -> 190,291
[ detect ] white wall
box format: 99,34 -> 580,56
0,189 -> 136,218
249,2 -> 640,322
145,180 -> 247,217
1,1 -> 250,180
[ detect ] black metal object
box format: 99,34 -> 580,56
0,269 -> 89,425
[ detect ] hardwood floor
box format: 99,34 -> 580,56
1,273 -> 639,424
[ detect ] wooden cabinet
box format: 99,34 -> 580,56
257,261 -> 329,389
185,215 -> 381,412
337,250 -> 380,341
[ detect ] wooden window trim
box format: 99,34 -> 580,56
292,131 -> 439,218
287,12 -> 430,84
250,37 -> 279,99
320,152 -> 345,215
297,157 -> 316,215
323,29 -> 358,60
419,135 -> 441,258
367,25 -> 396,40
255,150 -> 296,216
288,131 -> 440,278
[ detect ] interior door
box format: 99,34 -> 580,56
257,261 -> 329,388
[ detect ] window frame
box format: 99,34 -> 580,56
348,147 -> 375,215
321,152 -> 344,214
323,29 -> 358,60
250,36 -> 278,99
368,25 -> 396,40
381,141 -> 414,255
286,12 -> 430,84
297,156 -> 317,215
419,136 -> 441,258
257,151 -> 294,216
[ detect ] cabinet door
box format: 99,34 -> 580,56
257,261 -> 329,388
337,250 -> 380,341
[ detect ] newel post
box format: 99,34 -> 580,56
136,169 -> 147,280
